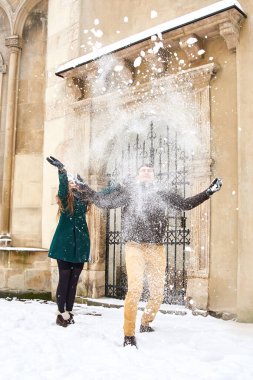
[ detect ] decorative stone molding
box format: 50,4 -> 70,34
57,6 -> 245,80
5,35 -> 22,52
177,62 -> 220,90
68,58 -> 135,101
87,204 -> 107,265
66,76 -> 86,101
143,48 -> 168,75
71,63 -> 220,112
184,70 -> 213,309
87,175 -> 108,265
219,21 -> 240,53
188,174 -> 211,278
104,58 -> 134,92
179,34 -> 204,63
72,97 -> 91,113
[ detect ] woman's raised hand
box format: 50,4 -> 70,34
46,156 -> 65,171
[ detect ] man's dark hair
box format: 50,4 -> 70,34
138,163 -> 154,171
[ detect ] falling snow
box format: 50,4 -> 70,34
151,10 -> 158,19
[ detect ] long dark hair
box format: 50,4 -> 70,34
56,188 -> 90,218
56,191 -> 74,217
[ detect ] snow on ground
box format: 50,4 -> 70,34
1,299 -> 253,380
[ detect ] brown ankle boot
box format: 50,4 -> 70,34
56,311 -> 70,327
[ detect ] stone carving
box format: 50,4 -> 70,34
176,62 -> 219,89
179,34 -> 204,62
5,35 -> 22,52
143,47 -> 168,75
219,21 -> 240,53
66,76 -> 86,101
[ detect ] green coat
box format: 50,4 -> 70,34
48,171 -> 90,263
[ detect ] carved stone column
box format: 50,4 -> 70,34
0,53 -> 7,245
79,175 -> 108,298
0,36 -> 22,237
183,63 -> 219,310
0,53 -> 6,115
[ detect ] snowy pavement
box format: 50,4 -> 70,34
1,299 -> 253,380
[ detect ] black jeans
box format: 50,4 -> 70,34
56,259 -> 84,313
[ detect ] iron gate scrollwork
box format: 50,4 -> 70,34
105,122 -> 191,305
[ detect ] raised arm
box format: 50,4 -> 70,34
46,156 -> 68,201
163,178 -> 222,211
74,182 -> 128,209
57,170 -> 69,201
165,190 -> 209,211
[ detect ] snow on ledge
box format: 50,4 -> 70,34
55,0 -> 246,77
0,247 -> 48,252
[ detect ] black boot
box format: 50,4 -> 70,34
123,336 -> 137,348
140,324 -> 155,333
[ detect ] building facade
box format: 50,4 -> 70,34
0,0 -> 253,322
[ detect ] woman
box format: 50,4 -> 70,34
47,156 -> 90,327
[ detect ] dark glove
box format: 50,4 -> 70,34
72,186 -> 94,200
75,177 -> 86,190
46,156 -> 64,171
76,173 -> 84,182
206,178 -> 222,196
72,188 -> 88,201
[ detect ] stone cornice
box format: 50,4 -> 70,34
57,6 -> 245,79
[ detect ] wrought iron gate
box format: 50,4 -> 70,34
105,122 -> 191,305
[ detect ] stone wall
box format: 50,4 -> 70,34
0,248 -> 50,295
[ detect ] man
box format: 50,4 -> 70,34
75,164 -> 222,348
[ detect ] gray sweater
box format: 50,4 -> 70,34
76,181 -> 210,244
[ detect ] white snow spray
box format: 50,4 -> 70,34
58,33 -> 205,186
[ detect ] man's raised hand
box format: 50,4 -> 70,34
206,178 -> 223,196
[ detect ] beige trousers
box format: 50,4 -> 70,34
124,241 -> 166,336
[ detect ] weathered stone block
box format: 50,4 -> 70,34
25,269 -> 51,291
0,251 -> 9,268
7,269 -> 25,290
12,182 -> 42,208
16,130 -> 44,154
17,103 -> 44,131
77,270 -> 105,299
14,155 -> 43,182
11,208 -> 41,235
0,268 -> 7,287
7,251 -> 25,268
18,80 -> 28,104
11,234 -> 42,248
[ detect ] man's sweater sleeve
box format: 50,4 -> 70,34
165,190 -> 210,211
77,183 -> 128,209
